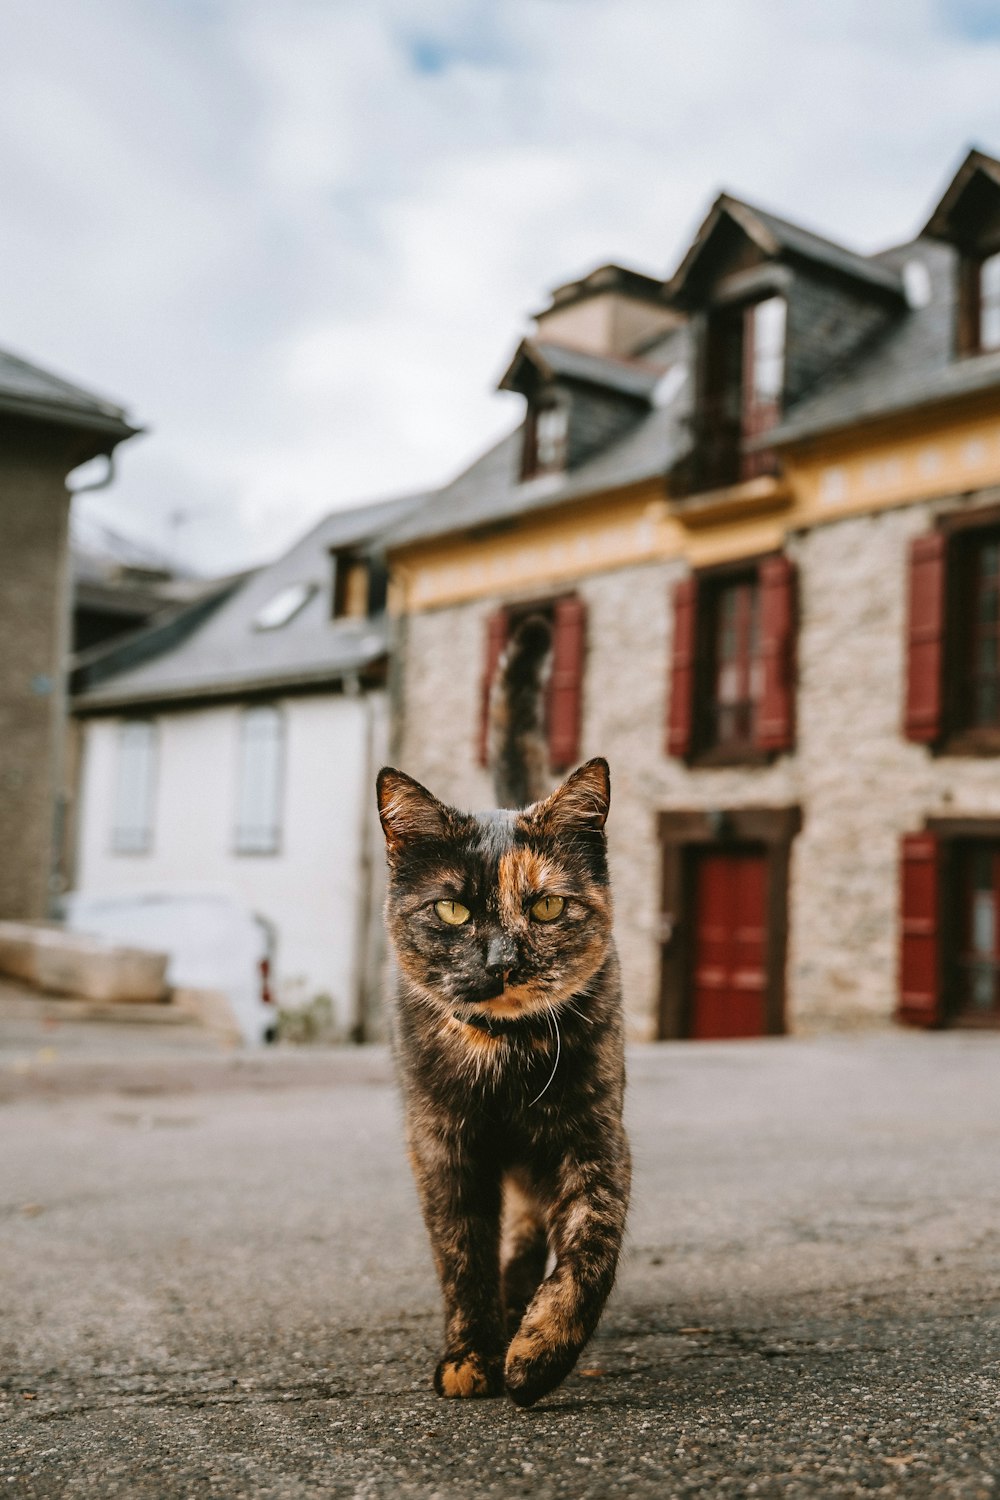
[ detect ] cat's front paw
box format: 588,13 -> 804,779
433,1350 -> 503,1399
504,1326 -> 582,1408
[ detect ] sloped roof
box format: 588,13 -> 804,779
0,345 -> 139,441
764,236 -> 989,446
498,337 -> 665,402
670,193 -> 904,302
538,261 -> 669,315
74,492 -> 425,711
923,146 -> 1000,239
387,324 -> 692,551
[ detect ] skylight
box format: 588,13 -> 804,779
253,582 -> 316,630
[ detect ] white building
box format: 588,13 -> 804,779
71,496 -> 419,1039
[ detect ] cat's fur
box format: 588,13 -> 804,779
376,622 -> 630,1408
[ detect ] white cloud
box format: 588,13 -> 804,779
0,0 -> 998,571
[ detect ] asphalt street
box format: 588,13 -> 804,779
2,1015 -> 999,1499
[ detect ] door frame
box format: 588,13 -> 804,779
657,806 -> 802,1040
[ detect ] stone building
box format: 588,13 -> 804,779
384,147 -> 1000,1040
0,346 -> 139,921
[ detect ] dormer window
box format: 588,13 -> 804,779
536,405 -> 568,468
331,550 -> 370,619
982,253 -> 1000,350
522,401 -> 567,480
958,249 -> 1000,356
742,295 -> 786,478
693,294 -> 785,492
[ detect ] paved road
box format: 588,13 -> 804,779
2,1026 -> 999,1498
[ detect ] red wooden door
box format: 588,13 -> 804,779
690,849 -> 768,1039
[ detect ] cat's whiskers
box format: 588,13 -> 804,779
526,1005 -> 561,1107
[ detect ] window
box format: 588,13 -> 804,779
957,842 -> 1000,1020
112,720 -> 156,854
477,595 -> 586,772
521,402 -> 568,480
898,827 -> 1000,1030
904,520 -> 1000,750
331,551 -> 371,619
254,583 -> 316,631
667,555 -> 796,764
688,296 -> 784,493
707,575 -> 763,752
980,252 -> 1000,351
235,706 -> 284,855
957,249 -> 1000,355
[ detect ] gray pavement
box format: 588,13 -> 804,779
1,1017 -> 999,1498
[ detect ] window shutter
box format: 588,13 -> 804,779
548,595 -> 587,771
898,832 -> 943,1028
477,610 -> 509,767
904,533 -> 947,744
755,554 -> 797,753
666,576 -> 698,759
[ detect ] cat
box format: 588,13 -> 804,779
376,617 -> 630,1408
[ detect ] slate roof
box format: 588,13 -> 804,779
74,493 -> 424,710
670,193 -> 905,302
0,345 -> 139,440
764,236 -> 986,447
386,324 -> 692,550
499,338 -> 667,402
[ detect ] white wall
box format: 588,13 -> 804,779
75,691 -> 387,1035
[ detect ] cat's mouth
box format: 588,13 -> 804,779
461,978 -> 509,1006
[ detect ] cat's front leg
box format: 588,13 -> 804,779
504,1138 -> 630,1407
409,1129 -> 506,1398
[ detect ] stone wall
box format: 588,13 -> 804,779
398,488 -> 1000,1038
0,420 -> 75,920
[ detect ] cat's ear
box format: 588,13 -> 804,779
532,757 -> 610,834
376,768 -> 451,858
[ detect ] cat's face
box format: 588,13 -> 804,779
377,760 -> 612,1023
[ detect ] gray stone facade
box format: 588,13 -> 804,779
0,420 -> 76,919
397,489 -> 1000,1039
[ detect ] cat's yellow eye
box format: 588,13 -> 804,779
530,895 -> 565,923
434,899 -> 471,926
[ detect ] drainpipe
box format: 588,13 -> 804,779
68,451 -> 117,496
51,453 -> 118,911
348,674 -> 375,1044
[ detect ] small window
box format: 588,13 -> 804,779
957,250 -> 1000,356
235,706 -> 284,855
254,583 -> 315,631
522,402 -> 568,480
979,252 -> 1000,352
331,551 -> 371,619
959,527 -> 1000,728
112,720 -> 157,854
746,296 -> 786,407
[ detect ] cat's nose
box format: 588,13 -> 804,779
484,935 -> 518,978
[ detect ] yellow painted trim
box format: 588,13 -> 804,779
390,394 -> 1000,613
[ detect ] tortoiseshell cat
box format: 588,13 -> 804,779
376,619 -> 630,1407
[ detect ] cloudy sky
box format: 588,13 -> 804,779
2,0 -> 1000,573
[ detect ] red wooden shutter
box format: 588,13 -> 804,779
755,554 -> 797,753
548,596 -> 587,771
477,610 -> 509,767
898,832 -> 943,1028
904,533 -> 947,744
666,576 -> 698,759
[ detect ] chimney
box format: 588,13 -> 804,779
532,264 -> 680,359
